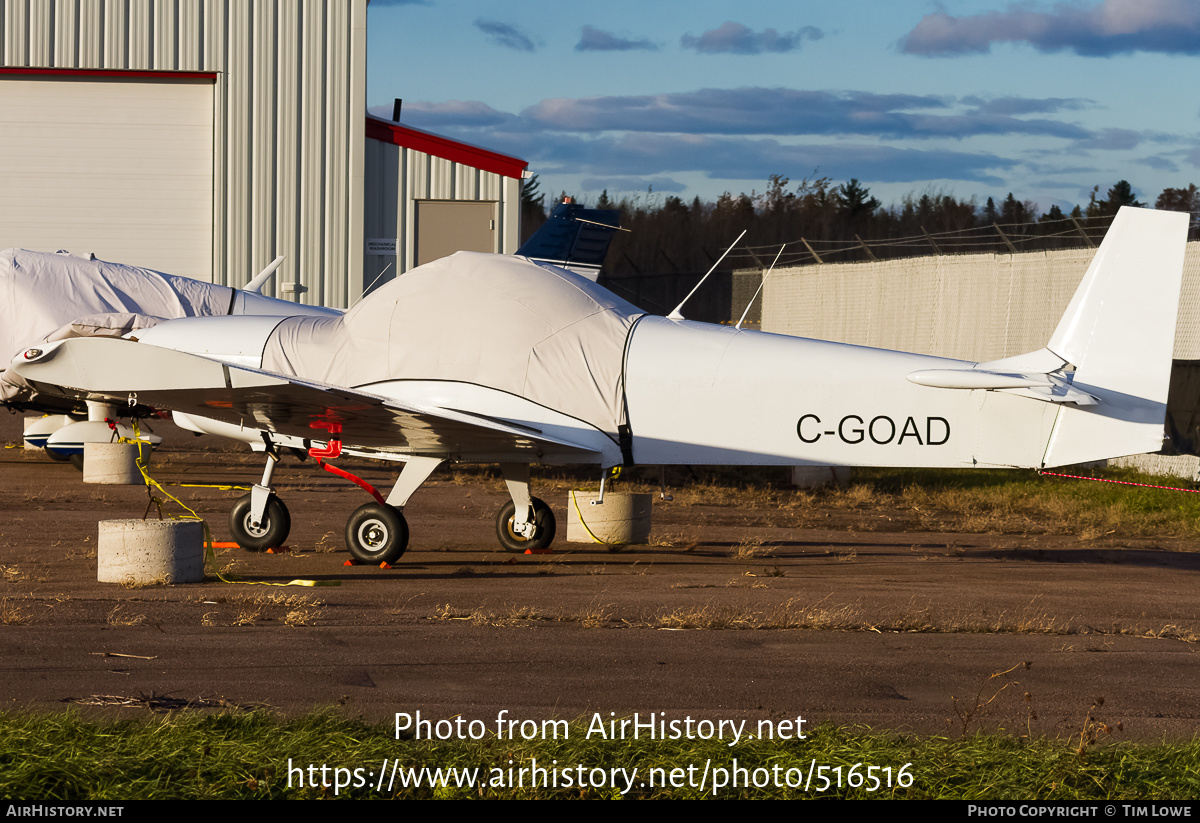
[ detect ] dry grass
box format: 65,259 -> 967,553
232,606 -> 261,626
0,596 -> 29,625
430,601 -> 611,628
579,601 -> 613,628
654,603 -> 753,630
432,604 -> 548,627
952,661 -> 1033,738
118,575 -> 171,589
671,576 -> 769,589
419,593 -> 1200,640
654,596 -> 860,630
106,606 -> 147,627
198,591 -> 324,627
284,607 -> 319,627
313,531 -> 339,553
648,531 -> 697,550
0,565 -> 25,584
728,536 -> 773,560
828,483 -> 880,510
65,543 -> 98,561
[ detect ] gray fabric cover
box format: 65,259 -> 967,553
44,312 -> 167,342
0,249 -> 234,358
0,249 -> 236,400
262,252 -> 645,436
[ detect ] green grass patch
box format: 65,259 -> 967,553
616,465 -> 1200,539
2,711 -> 1199,799
852,466 -> 1200,539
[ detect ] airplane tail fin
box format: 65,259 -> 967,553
1024,206 -> 1187,466
516,201 -> 621,281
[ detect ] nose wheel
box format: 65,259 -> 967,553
496,497 -> 556,552
345,502 -> 409,564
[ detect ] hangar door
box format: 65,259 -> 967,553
0,73 -> 214,280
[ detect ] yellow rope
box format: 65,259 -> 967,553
122,421 -> 335,588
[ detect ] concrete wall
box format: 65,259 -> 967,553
763,242 -> 1200,361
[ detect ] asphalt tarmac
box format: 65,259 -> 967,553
2,432 -> 1199,743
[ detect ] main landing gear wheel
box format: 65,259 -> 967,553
345,503 -> 409,565
229,493 -> 291,551
495,497 -> 556,552
69,453 -> 84,472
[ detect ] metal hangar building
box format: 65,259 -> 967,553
0,0 -> 526,308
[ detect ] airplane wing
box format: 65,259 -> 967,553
10,337 -> 600,461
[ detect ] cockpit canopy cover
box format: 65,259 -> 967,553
263,252 -> 645,436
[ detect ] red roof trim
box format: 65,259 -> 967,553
366,116 -> 526,179
0,67 -> 216,81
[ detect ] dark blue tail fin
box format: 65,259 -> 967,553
516,202 -> 621,280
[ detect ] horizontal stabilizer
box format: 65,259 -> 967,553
906,368 -> 1098,405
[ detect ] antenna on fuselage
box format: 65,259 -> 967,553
243,256 -> 285,294
735,244 -> 785,330
351,262 -> 395,308
667,229 -> 746,321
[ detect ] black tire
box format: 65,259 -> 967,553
45,448 -> 71,463
229,493 -> 291,551
68,453 -> 84,472
495,497 -> 556,552
345,503 -> 408,565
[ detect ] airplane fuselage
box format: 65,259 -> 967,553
622,317 -> 1058,469
146,312 -> 1062,470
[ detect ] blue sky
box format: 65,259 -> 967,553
365,0 -> 1200,215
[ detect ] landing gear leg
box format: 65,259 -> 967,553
495,463 -> 556,552
229,447 -> 291,551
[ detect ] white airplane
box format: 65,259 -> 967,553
0,249 -> 339,464
3,207 -> 619,464
8,206 -> 1186,564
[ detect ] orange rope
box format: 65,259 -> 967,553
1038,469 -> 1200,494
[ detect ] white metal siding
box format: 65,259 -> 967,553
0,0 -> 367,307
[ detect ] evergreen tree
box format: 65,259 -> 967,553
1039,204 -> 1065,222
521,174 -> 544,211
1088,181 -> 1143,218
1106,180 -> 1143,210
982,197 -> 999,224
835,178 -> 880,220
1155,184 -> 1199,215
519,174 -> 547,242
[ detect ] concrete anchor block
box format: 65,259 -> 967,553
97,519 -> 205,585
83,442 -> 145,484
567,491 -> 652,546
